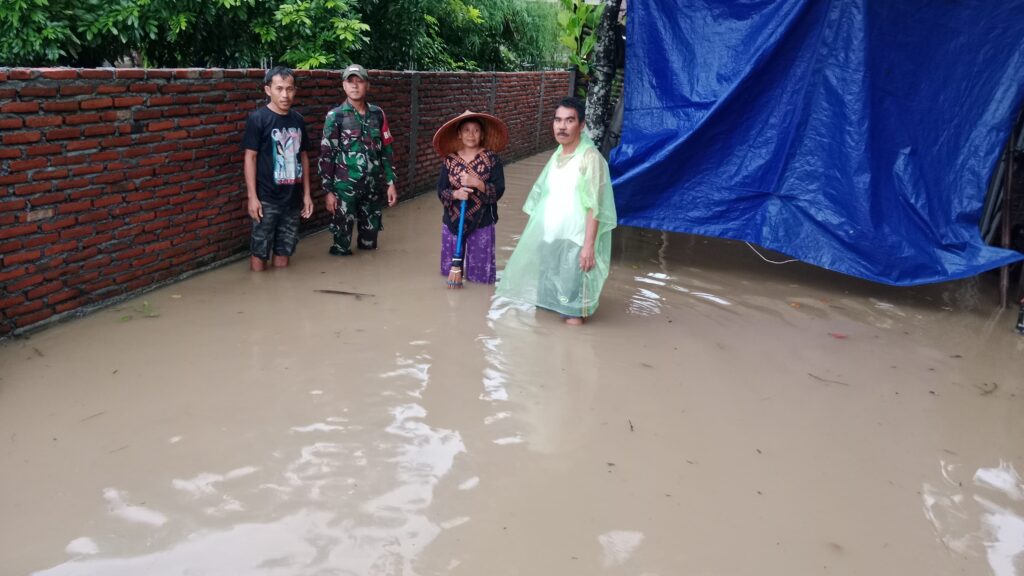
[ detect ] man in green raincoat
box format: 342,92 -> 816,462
496,97 -> 617,325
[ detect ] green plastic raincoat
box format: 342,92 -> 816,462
496,135 -> 617,317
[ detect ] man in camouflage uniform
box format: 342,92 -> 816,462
319,64 -> 398,255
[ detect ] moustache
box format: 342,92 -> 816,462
556,132 -> 569,137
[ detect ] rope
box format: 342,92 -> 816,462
745,242 -> 798,265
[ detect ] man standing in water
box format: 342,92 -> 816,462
496,97 -> 617,325
242,66 -> 314,271
318,64 -> 398,256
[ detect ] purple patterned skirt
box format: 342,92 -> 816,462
440,224 -> 496,284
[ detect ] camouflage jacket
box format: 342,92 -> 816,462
318,101 -> 396,194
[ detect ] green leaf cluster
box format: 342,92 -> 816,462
0,0 -> 368,67
556,0 -> 602,75
358,0 -> 563,71
0,0 -> 564,70
270,0 -> 369,69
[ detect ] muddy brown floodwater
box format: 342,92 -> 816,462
2,152 -> 1023,576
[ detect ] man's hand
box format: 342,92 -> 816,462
325,193 -> 337,214
386,183 -> 398,207
301,195 -> 314,219
579,210 -> 599,272
248,197 -> 263,223
579,244 -> 596,272
453,187 -> 471,201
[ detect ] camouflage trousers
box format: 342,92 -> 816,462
250,202 -> 301,260
329,185 -> 383,254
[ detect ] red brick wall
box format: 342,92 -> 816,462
0,67 -> 570,335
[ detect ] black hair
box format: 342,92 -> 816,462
457,118 -> 485,133
264,66 -> 295,86
557,96 -> 586,124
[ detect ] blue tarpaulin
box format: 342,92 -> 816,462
610,0 -> 1024,285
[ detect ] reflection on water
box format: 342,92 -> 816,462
628,272 -> 734,317
871,299 -> 906,317
492,435 -> 524,445
102,488 -> 168,527
628,287 -> 663,317
358,401 -> 465,574
290,421 -> 347,433
483,297 -> 599,456
922,460 -> 1024,576
598,530 -> 646,568
479,334 -> 509,402
64,538 -> 98,556
692,292 -> 731,306
35,350 -> 467,576
173,466 -> 259,498
172,466 -> 257,516
40,509 -> 375,576
7,152 -> 1023,575
635,274 -> 667,287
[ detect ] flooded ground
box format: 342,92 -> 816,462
2,152 -> 1023,576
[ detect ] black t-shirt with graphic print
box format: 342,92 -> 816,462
242,106 -> 310,209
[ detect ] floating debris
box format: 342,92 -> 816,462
314,289 -> 375,300
973,382 -> 998,396
808,373 -> 850,386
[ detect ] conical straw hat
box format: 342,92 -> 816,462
432,110 -> 509,156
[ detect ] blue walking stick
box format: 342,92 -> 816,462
447,198 -> 467,288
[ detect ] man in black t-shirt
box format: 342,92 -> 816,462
242,66 -> 314,271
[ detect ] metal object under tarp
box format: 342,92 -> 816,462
980,108 -> 1024,309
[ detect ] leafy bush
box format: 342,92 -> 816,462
0,0 -> 565,70
557,0 -> 603,75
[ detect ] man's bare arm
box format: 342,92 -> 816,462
300,151 -> 313,218
244,149 -> 262,222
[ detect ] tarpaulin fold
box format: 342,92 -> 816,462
610,0 -> 1024,285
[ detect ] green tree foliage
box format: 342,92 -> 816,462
263,0 -> 369,69
1,0 -> 257,66
0,0 -> 77,65
135,0 -> 273,68
554,0 -> 603,97
556,0 -> 603,76
470,0 -> 563,70
356,0 -> 561,71
0,0 -> 563,70
0,0 -> 368,67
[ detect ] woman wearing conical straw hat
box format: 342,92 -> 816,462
432,110 -> 508,287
